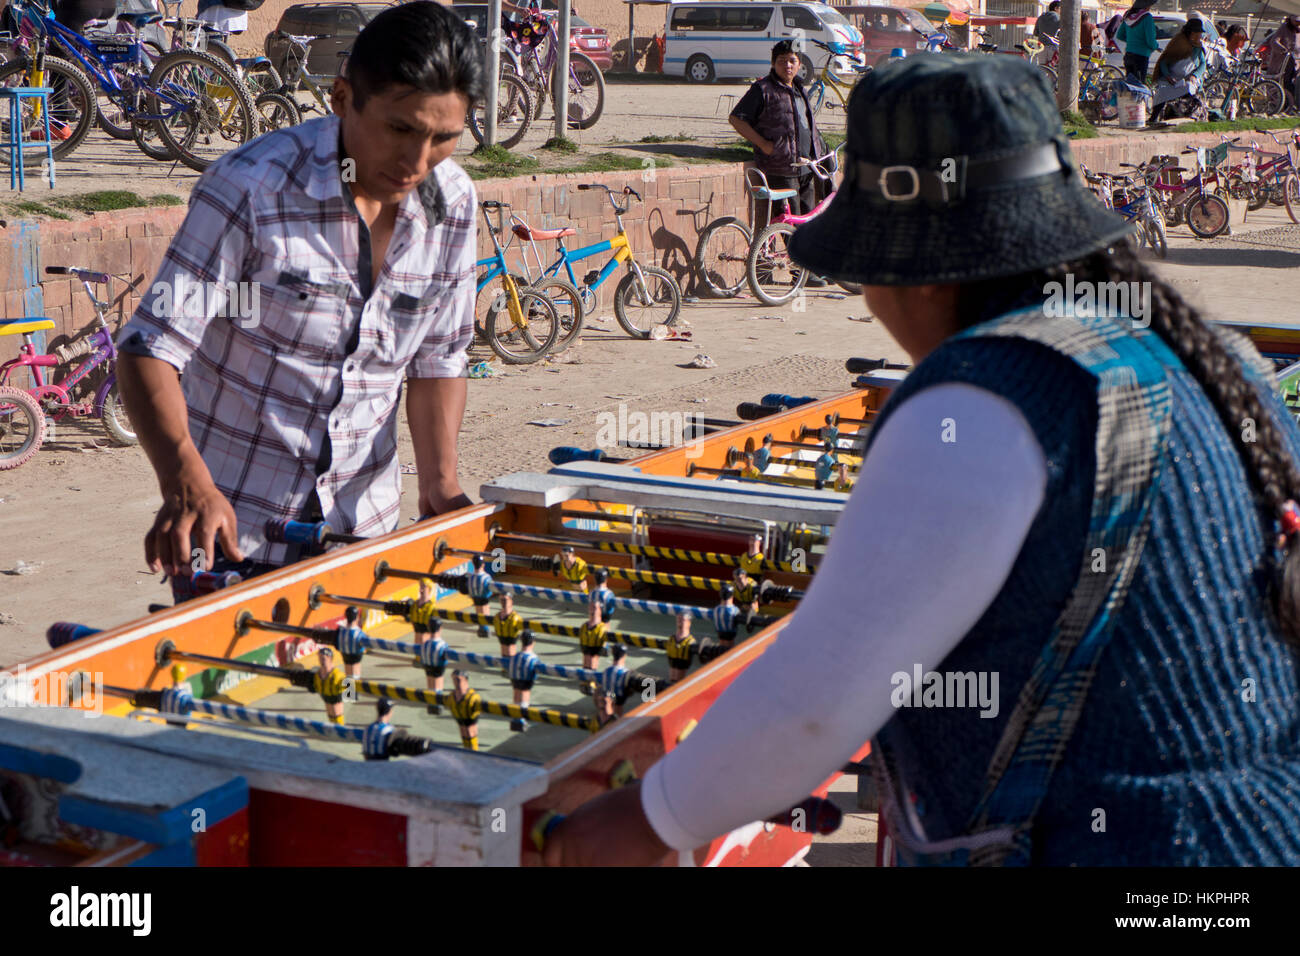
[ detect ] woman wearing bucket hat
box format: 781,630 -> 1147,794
539,56 -> 1300,867
1149,19 -> 1209,122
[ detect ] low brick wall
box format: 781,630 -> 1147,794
0,129 -> 1252,353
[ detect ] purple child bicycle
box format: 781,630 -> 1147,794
0,266 -> 136,470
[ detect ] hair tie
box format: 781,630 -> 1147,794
1277,500 -> 1300,549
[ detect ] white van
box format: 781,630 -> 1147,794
664,1 -> 865,84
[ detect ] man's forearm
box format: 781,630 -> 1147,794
729,116 -> 770,154
117,352 -> 211,494
407,376 -> 468,502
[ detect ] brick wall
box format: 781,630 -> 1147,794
3,129 -> 1254,351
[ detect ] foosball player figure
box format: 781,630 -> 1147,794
507,630 -> 540,732
739,533 -> 765,577
666,611 -> 696,682
448,669 -> 482,750
409,577 -> 439,640
469,554 -> 495,638
732,567 -> 760,623
590,567 -> 616,626
417,619 -> 449,715
577,602 -> 609,690
710,584 -> 741,650
313,646 -> 348,724
494,592 -> 526,660
164,664 -> 190,725
753,434 -> 774,472
363,697 -> 396,761
821,414 -> 840,447
600,644 -> 632,717
813,440 -> 838,491
554,545 -> 590,593
833,461 -> 854,494
336,605 -> 368,679
739,451 -> 762,480
592,685 -> 618,729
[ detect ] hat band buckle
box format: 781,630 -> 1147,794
878,165 -> 920,202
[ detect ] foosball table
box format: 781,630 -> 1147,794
0,360 -> 907,867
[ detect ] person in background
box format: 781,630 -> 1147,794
1262,15 -> 1300,104
196,0 -> 247,36
1150,18 -> 1209,122
1080,10 -> 1101,57
54,0 -> 115,33
1117,0 -> 1158,82
1224,24 -> 1249,60
1033,0 -> 1060,40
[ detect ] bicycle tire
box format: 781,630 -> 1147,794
529,276 -> 584,352
1144,208 -> 1168,259
97,65 -> 140,140
0,385 -> 45,470
838,279 -> 863,295
807,79 -> 825,116
746,222 -> 806,306
613,265 -> 681,339
483,286 -> 560,363
242,63 -> 283,99
1185,193 -> 1230,238
0,55 -> 97,164
1247,78 -> 1285,116
132,95 -> 178,161
101,382 -> 137,447
551,51 -> 604,130
149,49 -> 257,172
254,91 -> 301,132
694,216 -> 751,298
1039,65 -> 1057,90
468,72 -> 534,150
1099,65 -> 1125,83
1284,171 -> 1300,224
204,37 -> 238,68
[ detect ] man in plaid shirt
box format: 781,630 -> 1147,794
117,3 -> 486,593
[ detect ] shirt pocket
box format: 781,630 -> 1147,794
256,269 -> 353,359
376,282 -> 449,366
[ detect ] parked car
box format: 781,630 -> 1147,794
1102,12 -> 1218,71
453,2 -> 612,70
838,4 -> 936,66
664,1 -> 865,84
264,2 -> 391,82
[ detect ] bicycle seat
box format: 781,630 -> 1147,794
119,12 -> 163,27
238,56 -> 271,68
512,223 -> 576,241
978,42 -> 997,52
0,318 -> 55,336
751,185 -> 798,202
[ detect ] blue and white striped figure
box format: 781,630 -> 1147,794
160,686 -> 195,720
363,720 -> 395,759
508,632 -> 541,732
600,644 -> 632,714
469,555 -> 495,637
590,567 -> 617,623
508,649 -> 540,685
710,599 -> 740,643
419,636 -> 449,671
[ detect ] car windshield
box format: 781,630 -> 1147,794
357,4 -> 390,21
809,3 -> 851,28
900,8 -> 933,33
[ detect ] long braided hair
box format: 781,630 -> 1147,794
954,240 -> 1300,646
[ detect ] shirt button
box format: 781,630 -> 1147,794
318,475 -> 328,487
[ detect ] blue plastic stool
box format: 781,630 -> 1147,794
0,87 -> 56,191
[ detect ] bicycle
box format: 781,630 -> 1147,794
475,200 -> 560,364
1141,148 -> 1231,238
804,37 -> 869,117
509,183 -> 682,339
744,146 -> 862,305
0,0 -> 256,171
1014,35 -> 1058,89
1216,128 -> 1300,221
501,4 -> 604,130
1091,164 -> 1168,258
1203,52 -> 1285,117
467,56 -> 535,150
261,32 -> 340,121
0,266 -> 137,470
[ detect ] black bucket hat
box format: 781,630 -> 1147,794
789,55 -> 1132,286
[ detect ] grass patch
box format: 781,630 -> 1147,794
570,151 -> 669,174
638,132 -> 696,143
4,190 -> 180,220
7,199 -> 71,220
1062,110 -> 1099,139
465,145 -> 543,180
542,136 -> 580,152
1176,116 -> 1300,134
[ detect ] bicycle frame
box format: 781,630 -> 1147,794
279,35 -> 334,114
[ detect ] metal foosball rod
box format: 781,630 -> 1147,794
349,678 -> 601,733
725,446 -> 862,474
687,463 -> 829,491
762,431 -> 865,455
486,530 -> 813,576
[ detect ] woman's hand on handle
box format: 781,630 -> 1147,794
539,781 -> 685,867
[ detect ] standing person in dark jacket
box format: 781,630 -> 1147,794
728,40 -> 827,235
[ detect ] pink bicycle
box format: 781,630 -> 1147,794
0,266 -> 136,470
744,146 -> 862,305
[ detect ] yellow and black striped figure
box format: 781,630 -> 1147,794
410,577 -> 438,635
740,451 -> 762,480
666,611 -> 696,682
556,545 -> 590,592
833,462 -> 854,493
738,533 -> 765,577
448,670 -> 482,750
577,602 -> 608,678
732,567 -> 760,616
313,646 -> 349,724
494,593 -> 526,658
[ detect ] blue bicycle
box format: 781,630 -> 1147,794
0,0 -> 256,171
475,200 -> 560,364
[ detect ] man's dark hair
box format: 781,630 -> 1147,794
771,39 -> 796,61
346,1 -> 487,109
1047,1 -> 1060,11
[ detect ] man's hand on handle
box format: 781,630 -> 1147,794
147,471 -> 243,577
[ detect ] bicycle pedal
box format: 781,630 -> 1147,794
583,270 -> 600,287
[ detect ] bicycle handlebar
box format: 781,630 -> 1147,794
576,183 -> 641,211
45,266 -> 109,284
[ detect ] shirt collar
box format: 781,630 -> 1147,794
304,114 -> 446,228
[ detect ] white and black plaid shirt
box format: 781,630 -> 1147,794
119,116 -> 476,564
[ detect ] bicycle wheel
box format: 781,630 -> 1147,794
101,382 -> 137,447
1185,193 -> 1230,238
1144,208 -> 1168,259
1099,65 -> 1125,83
1203,78 -> 1236,117
1039,65 -> 1057,90
694,216 -> 751,298
149,49 -> 257,172
807,79 -> 826,116
241,63 -> 283,99
746,223 -> 806,306
613,265 -> 681,339
529,276 -> 584,352
838,279 -> 863,295
97,65 -> 140,140
1284,171 -> 1300,224
132,96 -> 178,161
254,91 -> 301,132
0,385 -> 45,470
1247,78 -> 1285,116
0,55 -> 97,164
483,282 -> 559,363
468,72 -> 534,149
552,51 -> 604,130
